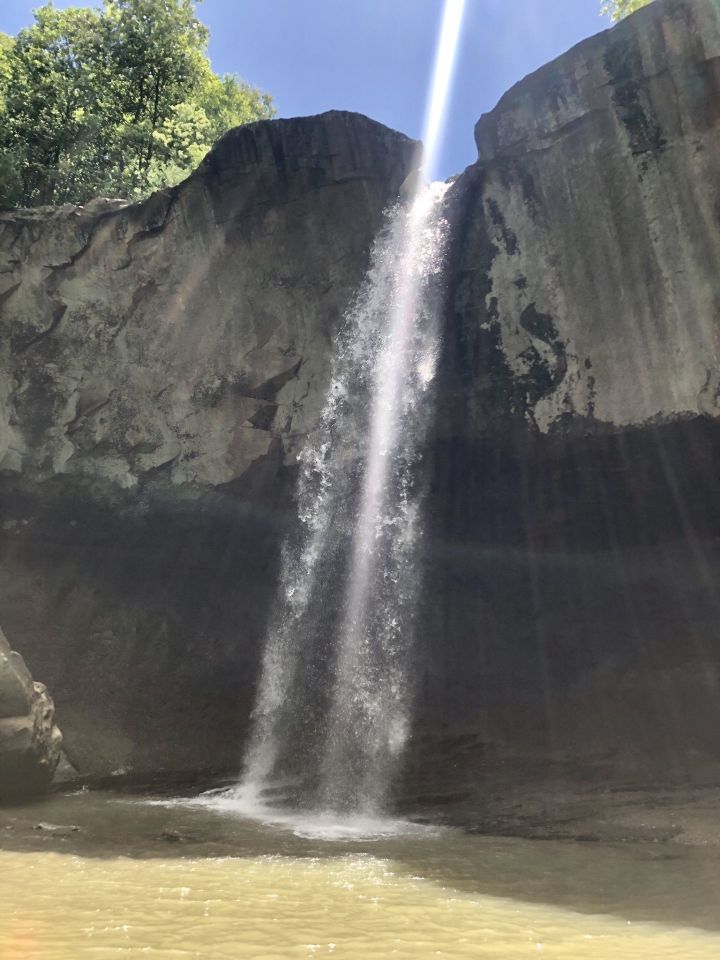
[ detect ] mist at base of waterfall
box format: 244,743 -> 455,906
173,779 -> 436,841
183,785 -> 434,841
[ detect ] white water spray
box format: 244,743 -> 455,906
229,0 -> 467,822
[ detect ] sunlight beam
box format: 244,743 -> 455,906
421,0 -> 468,181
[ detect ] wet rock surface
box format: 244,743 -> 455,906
400,731 -> 720,847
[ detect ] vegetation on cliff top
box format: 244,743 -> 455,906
602,0 -> 652,22
0,0 -> 275,208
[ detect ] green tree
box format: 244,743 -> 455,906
0,33 -> 21,203
141,68 -> 275,192
200,69 -> 275,147
0,0 -> 274,207
0,32 -> 12,110
602,0 -> 653,22
0,6 -> 106,204
99,0 -> 209,192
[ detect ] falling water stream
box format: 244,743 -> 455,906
236,182 -> 450,818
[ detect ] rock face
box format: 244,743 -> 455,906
0,628 -> 62,799
453,0 -> 720,432
420,0 -> 720,774
1,0 -> 720,787
0,112 -> 419,774
0,111 -> 418,487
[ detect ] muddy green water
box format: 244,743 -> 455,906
1,788 -> 720,959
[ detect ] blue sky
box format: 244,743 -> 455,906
1,1 -> 612,178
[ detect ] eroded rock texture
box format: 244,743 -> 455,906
0,627 -> 62,799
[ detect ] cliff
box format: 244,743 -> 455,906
0,112 -> 419,775
424,0 -> 720,775
454,0 -> 720,432
2,0 -> 720,789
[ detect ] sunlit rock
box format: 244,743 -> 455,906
450,0 -> 720,432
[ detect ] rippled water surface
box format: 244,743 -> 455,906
2,789 -> 720,959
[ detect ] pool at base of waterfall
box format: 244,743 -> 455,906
2,787 -> 720,959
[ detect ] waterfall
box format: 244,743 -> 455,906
221,0 -> 466,824
239,183 -> 451,815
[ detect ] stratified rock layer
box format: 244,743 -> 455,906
0,628 -> 62,799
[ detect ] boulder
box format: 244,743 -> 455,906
0,628 -> 62,800
0,631 -> 33,718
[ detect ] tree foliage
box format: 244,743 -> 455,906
602,0 -> 653,22
0,32 -> 13,108
0,0 -> 275,207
